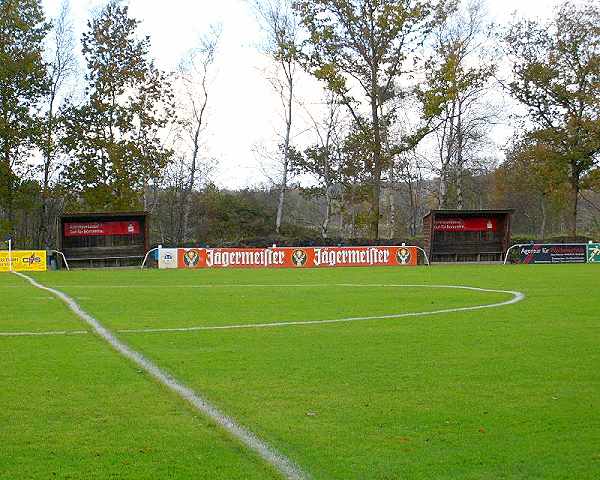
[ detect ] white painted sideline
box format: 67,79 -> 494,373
12,271 -> 308,480
0,284 -> 525,337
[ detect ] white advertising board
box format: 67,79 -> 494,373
158,248 -> 178,269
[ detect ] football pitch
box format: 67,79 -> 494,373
1,265 -> 599,479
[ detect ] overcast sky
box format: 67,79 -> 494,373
41,0 -> 583,188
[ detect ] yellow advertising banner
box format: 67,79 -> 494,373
0,250 -> 47,272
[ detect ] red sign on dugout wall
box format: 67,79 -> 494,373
434,217 -> 498,232
175,246 -> 418,269
63,220 -> 141,237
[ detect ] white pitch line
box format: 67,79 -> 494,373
0,284 -> 525,337
49,284 -> 341,288
48,283 -> 493,289
119,285 -> 525,334
12,272 -> 308,480
0,330 -> 88,337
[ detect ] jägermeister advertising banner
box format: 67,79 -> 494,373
165,246 -> 419,270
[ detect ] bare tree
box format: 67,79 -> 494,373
426,0 -> 497,209
296,94 -> 346,237
151,27 -> 220,245
172,26 -> 221,243
39,0 -> 77,247
253,0 -> 300,234
398,153 -> 428,237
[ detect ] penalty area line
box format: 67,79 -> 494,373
11,271 -> 308,480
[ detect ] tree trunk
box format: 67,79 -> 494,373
439,101 -> 456,208
338,191 -> 344,235
3,148 -> 15,237
39,93 -> 55,249
455,105 -> 464,210
369,96 -> 383,240
456,172 -> 464,210
182,122 -> 202,243
275,71 -> 293,235
275,157 -> 288,234
322,189 -> 331,238
569,165 -> 580,239
408,179 -> 416,237
387,164 -> 396,239
39,170 -> 51,249
388,190 -> 395,239
438,169 -> 447,208
540,193 -> 546,240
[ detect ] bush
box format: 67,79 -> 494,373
155,236 -> 425,249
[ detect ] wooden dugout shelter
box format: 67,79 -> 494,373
58,211 -> 149,268
423,209 -> 513,263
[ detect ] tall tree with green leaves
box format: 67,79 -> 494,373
504,1 -> 600,237
497,132 -> 569,239
0,0 -> 48,236
294,0 -> 453,239
63,1 -> 174,211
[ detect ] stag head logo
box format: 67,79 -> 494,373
291,249 -> 307,267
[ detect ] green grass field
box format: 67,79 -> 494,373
1,265 -> 599,479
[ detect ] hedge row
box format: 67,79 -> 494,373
155,235 -> 597,250
157,236 -> 426,249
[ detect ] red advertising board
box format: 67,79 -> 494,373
64,221 -> 141,237
176,246 -> 418,269
434,217 -> 498,232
